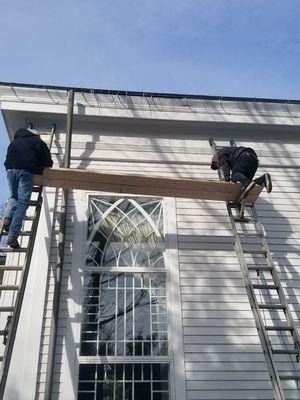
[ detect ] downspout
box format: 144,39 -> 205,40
44,89 -> 74,400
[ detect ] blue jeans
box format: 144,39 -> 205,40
4,169 -> 34,237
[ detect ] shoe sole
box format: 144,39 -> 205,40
7,243 -> 20,249
265,173 -> 272,193
238,181 -> 256,202
7,238 -> 20,249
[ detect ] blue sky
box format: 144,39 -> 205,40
0,0 -> 300,203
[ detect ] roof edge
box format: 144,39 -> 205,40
1,80 -> 300,105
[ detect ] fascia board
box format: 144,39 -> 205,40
1,100 -> 300,126
0,100 -> 67,114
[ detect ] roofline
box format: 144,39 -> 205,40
1,81 -> 300,105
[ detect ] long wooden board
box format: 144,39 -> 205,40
34,168 -> 263,202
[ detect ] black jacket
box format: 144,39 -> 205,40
4,129 -> 53,175
217,146 -> 257,181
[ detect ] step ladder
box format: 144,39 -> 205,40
0,125 -> 55,397
209,138 -> 300,400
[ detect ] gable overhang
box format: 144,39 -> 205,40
1,81 -> 300,141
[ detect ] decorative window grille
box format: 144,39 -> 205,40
78,363 -> 169,400
78,197 -> 170,400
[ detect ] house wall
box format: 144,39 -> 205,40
30,116 -> 300,400
1,90 -> 300,399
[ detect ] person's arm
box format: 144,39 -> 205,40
217,148 -> 231,181
39,140 -> 53,168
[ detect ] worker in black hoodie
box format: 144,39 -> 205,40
3,128 -> 53,248
211,146 -> 272,199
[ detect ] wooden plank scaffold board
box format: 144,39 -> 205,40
34,167 -> 263,203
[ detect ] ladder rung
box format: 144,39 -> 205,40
243,249 -> 267,255
273,349 -> 300,355
238,233 -> 263,238
1,231 -> 32,237
0,285 -> 19,291
265,325 -> 293,331
279,374 -> 300,380
258,304 -> 286,310
0,266 -> 23,271
0,248 -> 27,253
0,331 -> 5,336
29,200 -> 38,206
0,307 -> 14,312
234,218 -> 257,223
252,284 -> 279,290
248,266 -> 273,272
24,216 -> 35,221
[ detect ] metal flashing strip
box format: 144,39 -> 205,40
0,80 -> 300,105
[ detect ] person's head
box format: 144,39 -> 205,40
14,128 -> 39,139
211,154 -> 220,170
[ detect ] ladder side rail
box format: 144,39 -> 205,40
208,138 -> 223,180
0,126 -> 56,397
209,138 -> 285,399
251,205 -> 300,352
0,195 -> 42,397
209,137 -> 246,216
227,203 -> 286,400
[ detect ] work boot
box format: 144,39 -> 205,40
239,180 -> 256,201
7,235 -> 20,249
263,173 -> 272,193
2,217 -> 11,232
254,173 -> 272,193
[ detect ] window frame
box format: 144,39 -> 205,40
68,193 -> 186,400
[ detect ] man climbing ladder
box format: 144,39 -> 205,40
3,128 -> 53,249
211,146 -> 272,200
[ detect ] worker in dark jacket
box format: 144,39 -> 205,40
3,128 -> 53,249
211,146 -> 272,198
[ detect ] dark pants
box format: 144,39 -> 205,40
4,169 -> 34,237
231,151 -> 258,185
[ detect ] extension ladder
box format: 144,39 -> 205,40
209,138 -> 300,400
0,126 -> 55,397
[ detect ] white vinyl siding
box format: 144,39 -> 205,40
32,124 -> 300,399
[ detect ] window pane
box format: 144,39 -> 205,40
134,364 -> 142,380
153,364 -> 169,380
78,393 -> 94,400
78,382 -> 94,391
134,288 -> 150,341
96,382 -> 113,400
125,364 -> 133,380
153,382 -> 169,390
153,393 -> 169,400
134,382 -> 151,400
115,382 -> 123,400
143,364 -> 151,380
116,364 -> 123,380
99,289 -> 116,341
87,197 -> 164,268
125,382 -> 132,400
80,342 -> 97,356
79,364 -> 96,381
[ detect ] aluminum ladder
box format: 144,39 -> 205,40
209,138 -> 300,400
0,125 -> 55,397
